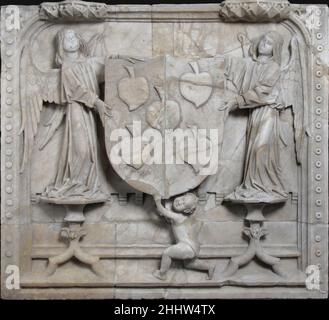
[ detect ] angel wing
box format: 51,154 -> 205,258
85,32 -> 108,84
19,47 -> 64,172
86,32 -> 145,72
88,32 -> 107,57
281,36 -> 308,164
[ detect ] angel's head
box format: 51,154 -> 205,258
250,31 -> 284,65
55,29 -> 89,65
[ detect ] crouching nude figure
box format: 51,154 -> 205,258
153,193 -> 215,281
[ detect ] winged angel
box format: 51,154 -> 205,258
20,29 -> 116,201
221,31 -> 307,203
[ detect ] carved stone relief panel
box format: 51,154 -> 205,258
1,0 -> 328,299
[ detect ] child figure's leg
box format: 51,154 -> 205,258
153,243 -> 195,280
184,259 -> 216,280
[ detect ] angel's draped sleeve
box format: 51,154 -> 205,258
224,56 -> 248,92
236,61 -> 281,109
61,60 -> 100,108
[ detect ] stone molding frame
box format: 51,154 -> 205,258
218,0 -> 292,22
1,0 -> 328,299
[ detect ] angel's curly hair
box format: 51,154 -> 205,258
55,29 -> 89,66
249,31 -> 284,65
174,193 -> 198,215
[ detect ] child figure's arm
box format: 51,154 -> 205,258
153,195 -> 183,223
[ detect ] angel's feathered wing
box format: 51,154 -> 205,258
88,32 -> 107,57
86,32 -> 108,84
19,47 -> 65,172
281,37 -> 308,164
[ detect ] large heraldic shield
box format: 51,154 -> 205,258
104,55 -> 227,199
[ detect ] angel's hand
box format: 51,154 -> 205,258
275,104 -> 288,111
95,99 -> 112,117
153,193 -> 162,203
95,99 -> 112,119
237,32 -> 249,46
218,98 -> 239,112
108,54 -> 144,64
119,55 -> 145,64
108,54 -> 120,59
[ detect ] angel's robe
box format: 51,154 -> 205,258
225,56 -> 288,203
44,56 -> 106,200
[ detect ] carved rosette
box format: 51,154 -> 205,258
39,0 -> 108,21
218,1 -> 292,22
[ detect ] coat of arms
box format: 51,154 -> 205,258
104,55 -> 227,198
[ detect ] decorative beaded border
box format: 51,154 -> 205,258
1,5 -> 23,299
307,5 -> 328,295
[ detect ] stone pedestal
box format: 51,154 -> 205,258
39,198 -> 107,277
223,202 -> 287,278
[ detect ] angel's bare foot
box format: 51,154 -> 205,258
153,269 -> 167,281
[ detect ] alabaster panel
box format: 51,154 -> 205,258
1,1 -> 328,299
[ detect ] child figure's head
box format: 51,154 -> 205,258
173,193 -> 198,215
